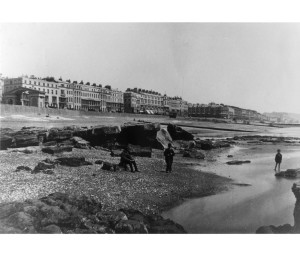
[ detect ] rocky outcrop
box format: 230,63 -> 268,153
0,135 -> 14,150
167,124 -> 194,141
46,128 -> 73,142
55,157 -> 93,167
256,182 -> 300,234
117,122 -> 161,148
71,136 -> 91,149
0,193 -> 186,234
183,149 -> 205,159
275,169 -> 300,178
195,139 -> 231,150
15,166 -> 32,172
226,160 -> 251,165
74,125 -> 121,148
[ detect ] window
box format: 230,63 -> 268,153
56,90 -> 58,95
47,89 -> 49,94
51,90 -> 53,94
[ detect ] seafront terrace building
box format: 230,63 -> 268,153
124,88 -> 164,114
163,95 -> 188,116
1,75 -> 124,112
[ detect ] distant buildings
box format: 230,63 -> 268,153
188,102 -> 266,121
0,73 -> 273,121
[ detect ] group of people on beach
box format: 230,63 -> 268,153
114,141 -> 283,174
112,143 -> 175,173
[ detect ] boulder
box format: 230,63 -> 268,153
13,133 -> 39,148
117,122 -> 161,148
96,211 -> 128,227
183,149 -> 205,159
275,169 -> 300,178
0,135 -> 14,150
71,136 -> 91,149
195,139 -> 213,150
115,219 -> 148,234
226,160 -> 251,165
47,128 -> 73,142
156,128 -> 173,149
101,162 -> 120,172
167,124 -> 194,141
74,125 -> 120,148
4,212 -> 35,232
42,146 -> 73,155
42,224 -> 63,234
32,161 -> 56,174
42,141 -> 57,147
55,157 -> 93,167
15,166 -> 32,172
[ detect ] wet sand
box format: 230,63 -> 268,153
162,143 -> 300,233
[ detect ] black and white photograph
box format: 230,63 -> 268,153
1,1 -> 300,259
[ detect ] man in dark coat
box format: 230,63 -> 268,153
164,143 -> 175,173
120,147 -> 139,172
274,149 -> 282,172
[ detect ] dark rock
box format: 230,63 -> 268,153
43,169 -> 55,175
148,218 -> 186,234
115,219 -> 148,234
72,136 -> 91,149
256,224 -> 293,234
195,139 -> 213,150
0,135 -> 14,150
226,160 -> 251,165
95,160 -> 104,165
0,202 -> 24,219
96,211 -> 128,227
183,149 -> 205,159
32,161 -> 56,174
275,169 -> 300,178
117,122 -> 161,148
42,146 -> 73,155
167,124 -> 194,141
74,125 -> 120,148
15,166 -> 32,172
13,133 -> 39,148
101,162 -> 120,172
42,224 -> 63,234
5,212 -> 35,232
55,157 -> 92,167
42,141 -> 57,147
47,128 -> 73,142
227,155 -> 233,158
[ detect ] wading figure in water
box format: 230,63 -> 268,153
164,143 -> 175,173
274,149 -> 282,172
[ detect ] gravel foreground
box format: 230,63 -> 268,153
0,147 -> 231,216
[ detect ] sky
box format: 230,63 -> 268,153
1,23 -> 300,114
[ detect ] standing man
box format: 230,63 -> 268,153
274,149 -> 282,172
164,143 -> 175,173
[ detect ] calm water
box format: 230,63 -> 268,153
162,127 -> 300,233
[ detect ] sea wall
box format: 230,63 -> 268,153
0,104 -> 167,119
